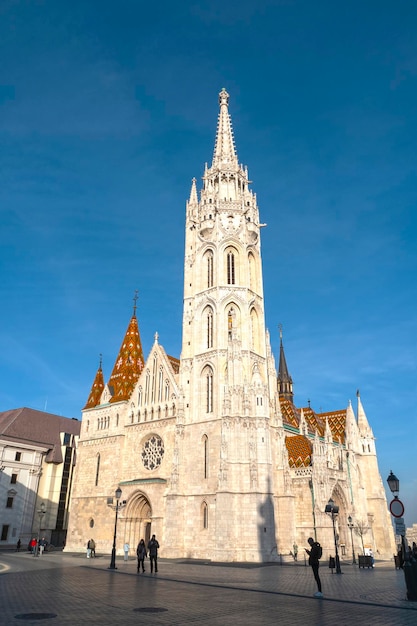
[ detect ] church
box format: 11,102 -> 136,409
65,89 -> 395,562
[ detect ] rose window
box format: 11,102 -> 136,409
141,435 -> 164,470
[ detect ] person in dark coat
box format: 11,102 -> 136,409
147,535 -> 160,573
305,537 -> 323,598
136,539 -> 147,573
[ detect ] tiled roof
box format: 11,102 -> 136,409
280,398 -> 347,443
83,366 -> 105,410
318,409 -> 347,444
0,408 -> 80,463
167,355 -> 180,375
108,314 -> 145,403
285,435 -> 312,467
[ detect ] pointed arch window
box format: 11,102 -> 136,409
207,251 -> 214,288
206,308 -> 213,349
202,501 -> 208,529
203,366 -> 214,413
95,454 -> 100,486
227,250 -> 235,285
145,370 -> 150,404
203,435 -> 209,479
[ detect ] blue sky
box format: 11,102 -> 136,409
1,1 -> 416,525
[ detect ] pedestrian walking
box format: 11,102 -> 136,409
38,537 -> 47,555
29,538 -> 37,555
16,539 -> 21,552
305,537 -> 323,598
147,534 -> 159,573
136,539 -> 147,573
293,543 -> 298,561
123,542 -> 130,561
88,538 -> 96,557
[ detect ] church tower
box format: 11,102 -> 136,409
164,89 -> 276,561
66,88 -> 395,563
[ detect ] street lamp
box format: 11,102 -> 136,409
386,471 -> 417,601
325,498 -> 342,574
108,487 -> 122,570
35,503 -> 46,557
347,516 -> 356,564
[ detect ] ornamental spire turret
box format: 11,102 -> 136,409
83,354 -> 105,409
212,88 -> 238,171
277,326 -> 293,401
356,390 -> 374,438
108,294 -> 145,403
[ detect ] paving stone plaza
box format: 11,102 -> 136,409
1,551 -> 416,625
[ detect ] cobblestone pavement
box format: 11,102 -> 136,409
1,552 -> 416,625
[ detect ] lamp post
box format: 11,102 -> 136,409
35,503 -> 46,557
386,471 -> 417,601
325,498 -> 342,574
347,516 -> 356,564
108,487 -> 122,570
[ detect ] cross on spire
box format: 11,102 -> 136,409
133,290 -> 139,315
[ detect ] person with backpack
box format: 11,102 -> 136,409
305,537 -> 323,598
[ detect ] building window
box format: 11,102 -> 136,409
1,525 -> 9,541
141,435 -> 164,471
227,250 -> 235,284
203,436 -> 208,479
10,474 -> 17,485
63,433 -> 71,446
95,454 -> 100,486
15,452 -> 21,461
6,497 -> 14,508
207,252 -> 214,288
206,308 -> 213,349
204,367 -> 213,413
202,502 -> 208,529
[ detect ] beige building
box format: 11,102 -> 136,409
66,89 -> 395,562
0,407 -> 80,549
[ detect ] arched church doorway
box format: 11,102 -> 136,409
120,491 -> 152,552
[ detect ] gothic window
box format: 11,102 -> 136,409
95,454 -> 100,486
226,249 -> 235,285
165,381 -> 170,401
145,370 -> 150,404
206,308 -> 214,349
250,307 -> 260,352
203,435 -> 208,479
141,435 -> 164,471
248,252 -> 256,291
227,306 -> 237,340
158,367 -> 163,403
151,354 -> 157,404
207,251 -> 214,288
203,366 -> 214,413
202,501 -> 208,529
138,387 -> 143,407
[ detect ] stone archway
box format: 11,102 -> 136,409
120,491 -> 152,552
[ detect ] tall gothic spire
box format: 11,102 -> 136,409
277,326 -> 294,401
212,88 -> 238,171
108,297 -> 145,403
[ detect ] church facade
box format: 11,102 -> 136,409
65,90 -> 395,562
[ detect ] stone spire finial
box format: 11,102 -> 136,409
212,88 -> 238,170
189,177 -> 198,205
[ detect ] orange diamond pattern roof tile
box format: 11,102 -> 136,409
285,435 -> 312,467
83,367 -> 105,410
108,314 -> 145,403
